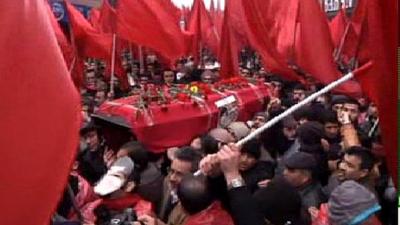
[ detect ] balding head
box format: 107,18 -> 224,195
177,175 -> 213,215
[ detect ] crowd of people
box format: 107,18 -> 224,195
53,53 -> 397,225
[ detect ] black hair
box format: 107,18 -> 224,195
177,175 -> 213,215
293,83 -> 306,91
346,146 -> 376,171
342,97 -> 360,107
200,134 -> 219,155
120,141 -> 149,171
322,110 -> 339,124
174,146 -> 203,173
241,139 -> 261,160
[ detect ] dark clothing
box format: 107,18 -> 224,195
298,182 -> 326,209
228,186 -> 266,225
208,175 -> 231,211
79,146 -> 107,184
241,161 -> 275,193
136,163 -> 164,206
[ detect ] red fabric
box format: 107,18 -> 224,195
218,2 -> 239,79
46,2 -> 74,69
116,0 -> 185,62
312,204 -> 329,225
295,0 -> 361,96
101,194 -> 153,216
352,0 -> 398,187
89,8 -> 101,30
240,0 -> 302,81
187,0 -> 219,60
65,0 -> 113,59
159,0 -> 181,24
0,1 -> 80,225
99,0 -> 116,33
329,8 -> 347,48
185,201 -> 234,225
98,84 -> 269,152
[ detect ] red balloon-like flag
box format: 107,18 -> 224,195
0,1 -> 81,225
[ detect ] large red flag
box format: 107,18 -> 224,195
160,0 -> 181,24
89,8 -> 101,30
352,0 -> 398,186
240,0 -> 302,81
65,0 -> 113,59
295,0 -> 361,95
0,1 -> 80,225
188,0 -> 219,59
218,0 -> 239,78
329,8 -> 347,48
116,0 -> 185,62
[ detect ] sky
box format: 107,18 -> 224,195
171,0 -> 225,9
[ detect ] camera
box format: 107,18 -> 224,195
109,208 -> 138,225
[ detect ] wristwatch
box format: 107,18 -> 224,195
228,177 -> 245,190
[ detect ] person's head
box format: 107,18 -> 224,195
342,98 -> 360,123
239,139 -> 261,171
338,146 -> 375,182
117,141 -> 149,171
94,157 -> 135,196
163,69 -> 175,85
254,177 -> 304,225
328,180 -> 381,225
322,110 -> 340,139
208,128 -> 235,146
297,121 -> 324,147
240,68 -> 251,78
292,84 -> 307,103
252,112 -> 268,128
330,95 -> 346,112
139,75 -> 149,86
200,70 -> 213,83
282,116 -> 298,141
85,70 -> 96,89
367,103 -> 379,118
95,90 -> 107,107
80,123 -> 101,150
293,106 -> 313,125
226,121 -> 251,142
283,152 -> 316,188
189,134 -> 219,155
131,62 -> 140,74
169,147 -> 202,190
177,175 -> 213,215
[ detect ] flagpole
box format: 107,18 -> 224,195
334,21 -> 351,62
69,56 -> 77,74
110,33 -> 117,94
194,71 -> 356,176
138,45 -> 144,74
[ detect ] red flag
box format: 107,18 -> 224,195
329,8 -> 347,48
218,0 -> 239,78
99,0 -> 117,33
295,0 -> 361,95
45,2 -> 74,69
188,0 -> 219,59
0,1 -> 80,225
89,8 -> 101,30
352,0 -> 398,186
240,0 -> 302,81
116,0 -> 185,62
160,0 -> 181,24
65,0 -> 113,59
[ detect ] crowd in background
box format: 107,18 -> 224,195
53,52 -> 397,225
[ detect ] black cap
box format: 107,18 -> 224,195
284,152 -> 317,170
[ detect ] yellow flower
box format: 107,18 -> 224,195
190,86 -> 199,94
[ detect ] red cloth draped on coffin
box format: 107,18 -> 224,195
98,84 -> 270,153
